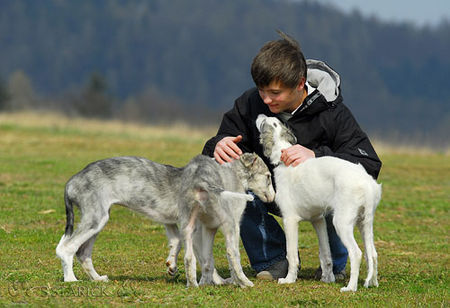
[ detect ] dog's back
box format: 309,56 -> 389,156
275,156 -> 380,220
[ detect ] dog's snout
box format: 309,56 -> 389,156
265,191 -> 275,203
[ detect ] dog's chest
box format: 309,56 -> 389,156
273,166 -> 330,220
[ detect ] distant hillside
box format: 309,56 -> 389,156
0,0 -> 448,144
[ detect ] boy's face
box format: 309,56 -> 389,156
257,79 -> 306,114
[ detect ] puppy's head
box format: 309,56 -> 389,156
239,153 -> 275,203
256,114 -> 297,158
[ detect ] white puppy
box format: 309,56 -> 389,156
256,114 -> 382,292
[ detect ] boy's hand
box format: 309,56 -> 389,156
280,144 -> 315,167
214,135 -> 243,164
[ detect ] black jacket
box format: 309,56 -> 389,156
202,60 -> 382,179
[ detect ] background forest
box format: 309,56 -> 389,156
0,0 -> 449,146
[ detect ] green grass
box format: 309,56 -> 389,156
0,112 -> 449,307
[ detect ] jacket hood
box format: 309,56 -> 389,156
306,59 -> 341,103
287,59 -> 342,119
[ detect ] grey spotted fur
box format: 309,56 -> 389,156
56,153 -> 275,287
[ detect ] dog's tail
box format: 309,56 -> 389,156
220,191 -> 254,202
193,182 -> 253,211
64,184 -> 75,237
362,176 -> 382,214
369,181 -> 382,212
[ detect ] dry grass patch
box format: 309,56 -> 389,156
0,111 -> 216,141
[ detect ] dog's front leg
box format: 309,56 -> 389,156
312,218 -> 335,283
223,223 -> 254,288
278,216 -> 300,284
164,224 -> 181,276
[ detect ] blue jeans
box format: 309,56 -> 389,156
240,195 -> 348,273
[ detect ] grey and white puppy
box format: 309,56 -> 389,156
56,153 -> 275,287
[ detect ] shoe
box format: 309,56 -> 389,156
314,266 -> 347,281
256,259 -> 288,280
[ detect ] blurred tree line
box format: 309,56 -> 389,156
0,0 -> 448,144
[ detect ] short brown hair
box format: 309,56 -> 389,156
251,31 -> 307,88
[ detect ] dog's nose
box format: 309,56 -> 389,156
266,192 -> 275,203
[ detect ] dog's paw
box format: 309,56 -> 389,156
340,286 -> 357,292
221,277 -> 234,285
199,280 -> 214,286
97,275 -> 109,282
165,259 -> 179,276
238,279 -> 254,288
167,266 -> 178,276
199,276 -> 214,286
321,273 -> 335,283
278,277 -> 295,284
186,281 -> 199,288
364,278 -> 378,288
63,277 -> 78,282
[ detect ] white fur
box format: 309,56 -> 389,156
256,114 -> 382,292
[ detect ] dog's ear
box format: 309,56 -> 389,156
240,153 -> 258,168
256,114 -> 267,131
261,135 -> 274,158
281,124 -> 297,145
259,125 -> 275,158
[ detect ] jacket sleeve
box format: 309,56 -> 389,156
313,104 -> 382,179
202,95 -> 253,157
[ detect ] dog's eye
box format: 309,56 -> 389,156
273,123 -> 278,128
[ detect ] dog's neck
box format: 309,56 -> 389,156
228,159 -> 249,190
270,140 -> 293,166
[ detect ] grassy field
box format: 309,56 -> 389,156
0,112 -> 448,307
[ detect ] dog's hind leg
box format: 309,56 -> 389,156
333,214 -> 362,292
278,215 -> 300,284
197,225 -> 218,286
359,220 -> 378,288
312,217 -> 335,283
196,228 -> 229,285
182,204 -> 200,287
164,224 -> 181,276
193,225 -> 226,285
56,208 -> 110,282
76,234 -> 108,281
56,234 -> 78,282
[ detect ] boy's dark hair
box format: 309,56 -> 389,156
251,30 -> 307,88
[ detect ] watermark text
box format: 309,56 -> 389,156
2,281 -> 138,298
